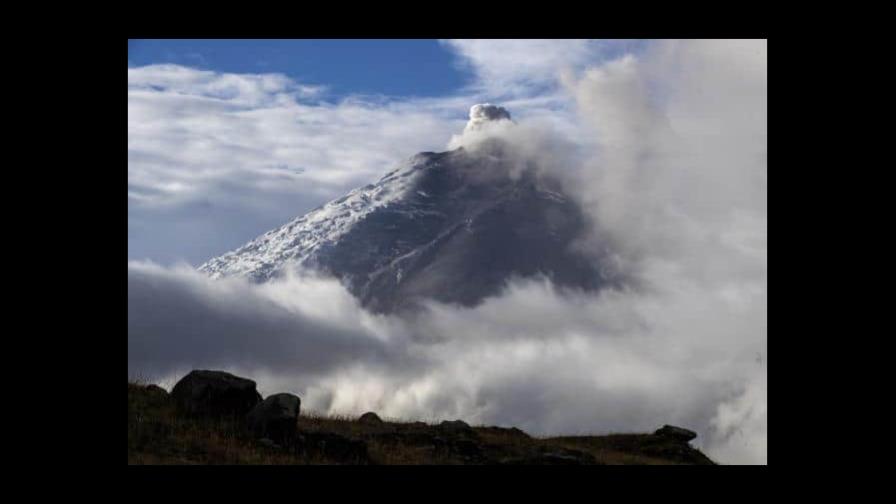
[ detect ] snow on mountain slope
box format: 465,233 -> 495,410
199,105 -> 615,313
199,152 -> 431,282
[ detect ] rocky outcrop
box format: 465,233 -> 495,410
144,384 -> 168,397
170,370 -> 262,417
439,419 -> 475,436
654,424 -> 698,442
358,412 -> 383,425
130,371 -> 715,465
247,393 -> 301,444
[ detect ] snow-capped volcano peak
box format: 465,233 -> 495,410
199,107 -> 613,313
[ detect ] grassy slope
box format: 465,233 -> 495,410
128,382 -> 715,465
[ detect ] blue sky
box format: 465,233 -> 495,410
126,39 -> 669,267
128,39 -> 620,266
128,39 -> 471,99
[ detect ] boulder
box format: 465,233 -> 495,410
358,412 -> 383,425
439,419 -> 475,436
170,370 -> 262,417
247,393 -> 301,444
654,424 -> 698,442
144,384 -> 169,397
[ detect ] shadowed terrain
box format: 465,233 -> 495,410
128,381 -> 714,465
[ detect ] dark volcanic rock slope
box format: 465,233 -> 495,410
200,142 -> 612,313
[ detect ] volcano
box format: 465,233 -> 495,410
199,105 -> 614,313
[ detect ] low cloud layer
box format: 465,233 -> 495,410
128,40 -> 766,464
128,65 -> 466,265
127,262 -> 399,378
128,257 -> 764,464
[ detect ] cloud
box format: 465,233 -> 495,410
127,62 -> 591,266
554,40 -> 767,463
441,39 -> 649,99
463,103 -> 512,132
129,259 -> 764,463
128,65 -> 466,265
127,261 -> 409,382
127,64 -> 325,106
127,40 -> 766,464
441,39 -> 594,98
560,42 -> 767,280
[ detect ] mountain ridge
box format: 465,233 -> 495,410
199,107 -> 615,313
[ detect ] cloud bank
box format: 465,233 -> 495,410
128,65 -> 466,265
128,40 -> 766,464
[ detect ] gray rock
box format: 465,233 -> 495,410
144,384 -> 168,397
358,412 -> 383,425
170,370 -> 262,417
654,424 -> 698,442
439,419 -> 474,436
247,393 -> 301,444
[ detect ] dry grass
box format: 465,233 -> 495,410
128,382 -> 302,465
544,434 -> 714,465
128,382 -> 714,465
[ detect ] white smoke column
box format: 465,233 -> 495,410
448,103 -> 516,149
561,40 -> 767,464
464,103 -> 512,132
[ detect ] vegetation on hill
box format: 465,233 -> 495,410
128,381 -> 715,465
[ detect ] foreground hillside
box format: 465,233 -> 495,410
128,372 -> 714,465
